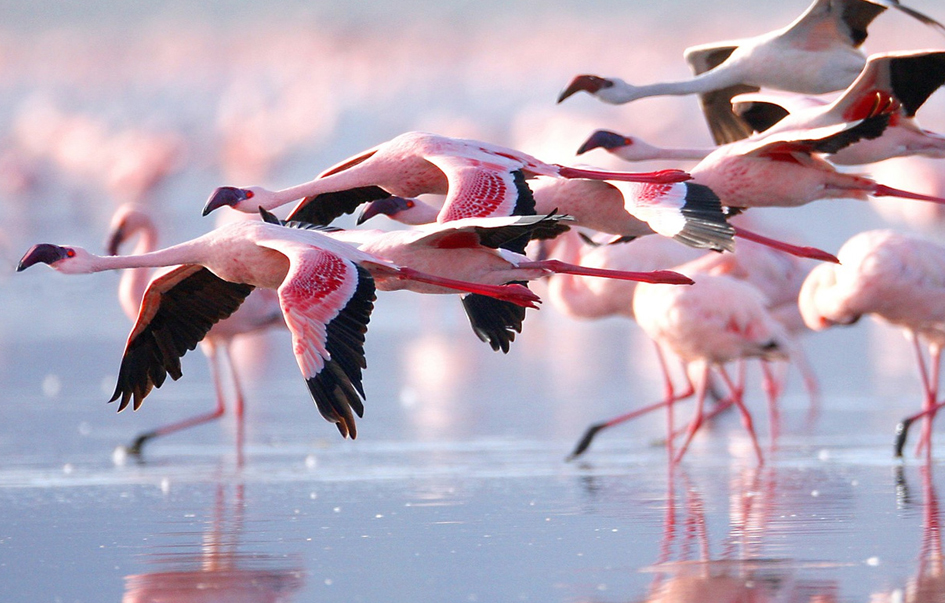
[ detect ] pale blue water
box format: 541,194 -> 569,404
2,0 -> 945,601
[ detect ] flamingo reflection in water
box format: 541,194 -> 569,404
122,483 -> 304,603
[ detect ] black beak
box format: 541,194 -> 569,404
357,197 -> 412,225
203,187 -> 250,216
557,75 -> 613,103
576,130 -> 629,155
17,244 -> 69,271
105,226 -> 126,256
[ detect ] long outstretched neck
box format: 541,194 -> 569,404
633,67 -> 744,100
620,146 -> 711,162
266,168 -> 374,210
88,239 -> 207,272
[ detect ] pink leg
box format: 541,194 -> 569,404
760,361 -> 782,446
673,362 -> 710,466
873,183 -> 945,205
567,341 -> 694,460
517,259 -> 693,285
718,366 -> 764,465
908,335 -> 939,457
223,346 -> 247,466
791,342 -> 822,428
555,165 -> 691,184
394,266 -> 541,308
732,226 -> 838,263
127,343 -> 228,455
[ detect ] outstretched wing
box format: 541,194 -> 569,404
685,43 -> 758,145
256,237 -> 376,439
427,154 -> 535,224
110,265 -> 254,412
288,186 -> 394,226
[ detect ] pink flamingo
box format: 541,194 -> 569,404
360,176 -> 838,263
632,271 -> 791,465
201,131 -> 691,226
16,211 -> 544,439
798,229 -> 945,457
579,102 -> 945,211
557,0 -> 945,144
107,204 -> 285,454
731,49 -> 945,164
563,239 -> 803,460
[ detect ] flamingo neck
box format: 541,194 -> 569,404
118,227 -> 159,319
268,168 -> 373,210
628,67 -> 743,101
89,239 -> 206,273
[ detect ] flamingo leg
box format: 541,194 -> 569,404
567,342 -> 694,460
222,346 -> 247,466
517,259 -> 693,285
732,226 -> 838,263
919,344 -> 942,457
873,183 -> 945,205
393,266 -> 541,308
718,365 -> 765,465
555,165 -> 691,184
760,360 -> 782,446
790,341 -> 822,427
127,344 -> 228,456
673,362 -> 710,465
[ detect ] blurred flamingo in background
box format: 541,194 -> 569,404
557,0 -> 945,145
106,204 -> 285,455
798,229 -> 945,457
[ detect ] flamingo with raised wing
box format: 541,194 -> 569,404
557,0 -> 945,144
16,212 -> 543,439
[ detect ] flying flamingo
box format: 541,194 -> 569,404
579,102 -> 945,211
797,229 -> 945,457
201,131 -> 692,229
16,212 -> 544,439
359,177 -> 838,263
730,49 -> 945,164
106,204 -> 285,454
631,271 -> 791,465
556,0 -> 945,144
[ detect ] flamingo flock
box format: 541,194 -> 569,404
14,0 -> 945,465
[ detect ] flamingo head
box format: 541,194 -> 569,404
357,196 -> 439,225
576,130 -> 634,155
557,75 -> 614,103
106,204 -> 154,255
203,186 -> 267,215
797,263 -> 861,331
17,243 -> 94,274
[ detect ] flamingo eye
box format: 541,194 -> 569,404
66,248 -> 76,258
245,190 -> 255,199
406,200 -> 415,208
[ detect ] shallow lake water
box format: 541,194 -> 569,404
2,0 -> 945,601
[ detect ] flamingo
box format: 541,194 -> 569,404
797,229 -> 945,457
106,204 -> 285,454
563,236 -> 810,460
631,271 -> 791,465
557,0 -> 945,145
281,211 -> 694,352
200,131 -> 692,229
579,102 -> 945,211
360,177 -> 839,263
16,211 -> 543,439
730,50 -> 945,164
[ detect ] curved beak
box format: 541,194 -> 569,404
203,186 -> 250,216
105,225 -> 126,256
557,75 -> 613,103
576,130 -> 630,155
357,196 -> 413,225
17,244 -> 69,271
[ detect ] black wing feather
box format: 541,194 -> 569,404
288,186 -> 393,226
304,264 -> 375,438
110,268 -> 254,412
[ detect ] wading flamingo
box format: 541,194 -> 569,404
798,229 -> 945,457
